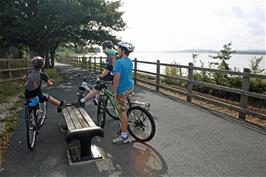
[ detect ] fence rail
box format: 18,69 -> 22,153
58,57 -> 266,120
0,59 -> 31,83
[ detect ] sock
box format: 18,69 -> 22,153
80,98 -> 85,103
121,132 -> 128,139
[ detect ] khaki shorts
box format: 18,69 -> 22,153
117,88 -> 134,112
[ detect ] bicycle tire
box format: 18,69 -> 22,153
106,98 -> 119,120
127,106 -> 156,142
38,101 -> 47,127
96,96 -> 107,128
25,107 -> 37,150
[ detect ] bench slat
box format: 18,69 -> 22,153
72,107 -> 89,128
68,107 -> 83,130
78,107 -> 97,127
62,108 -> 75,130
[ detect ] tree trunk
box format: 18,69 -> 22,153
50,49 -> 55,68
44,50 -> 50,68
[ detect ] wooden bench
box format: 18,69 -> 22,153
61,104 -> 104,164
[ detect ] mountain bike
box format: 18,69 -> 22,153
76,75 -> 150,120
24,83 -> 50,150
96,80 -> 156,142
24,96 -> 47,150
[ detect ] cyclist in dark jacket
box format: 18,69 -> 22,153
24,56 -> 64,113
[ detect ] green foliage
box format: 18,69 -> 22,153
0,82 -> 23,103
44,68 -> 64,84
249,56 -> 265,74
0,0 -> 125,65
163,61 -> 185,86
209,42 -> 235,70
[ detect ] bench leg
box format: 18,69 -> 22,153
80,138 -> 92,160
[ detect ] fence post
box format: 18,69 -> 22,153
239,68 -> 251,120
81,56 -> 84,69
94,57 -> 96,73
100,57 -> 102,72
134,58 -> 137,86
7,60 -> 11,78
89,57 -> 91,72
187,62 -> 194,102
26,59 -> 28,74
156,60 -> 160,92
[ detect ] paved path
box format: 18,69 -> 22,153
1,63 -> 265,177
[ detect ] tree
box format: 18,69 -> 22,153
209,42 -> 235,70
249,56 -> 265,74
0,0 -> 125,67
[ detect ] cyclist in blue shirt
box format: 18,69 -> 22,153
112,42 -> 134,144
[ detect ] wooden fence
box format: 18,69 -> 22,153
0,59 -> 31,83
58,57 -> 266,121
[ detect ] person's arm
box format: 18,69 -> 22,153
113,73 -> 120,98
41,72 -> 53,86
22,74 -> 27,82
112,60 -> 121,98
100,55 -> 116,79
100,69 -> 110,79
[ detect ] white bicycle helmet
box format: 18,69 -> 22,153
31,56 -> 45,68
118,42 -> 134,53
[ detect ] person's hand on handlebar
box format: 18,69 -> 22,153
47,79 -> 55,86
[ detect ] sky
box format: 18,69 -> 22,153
115,0 -> 266,51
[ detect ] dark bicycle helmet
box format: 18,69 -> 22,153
31,56 -> 44,68
102,40 -> 114,49
118,41 -> 134,53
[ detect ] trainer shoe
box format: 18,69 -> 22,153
112,135 -> 129,144
57,101 -> 65,113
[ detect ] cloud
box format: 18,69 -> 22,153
232,6 -> 246,18
231,6 -> 265,36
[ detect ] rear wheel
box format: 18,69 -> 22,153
96,97 -> 107,128
127,106 -> 156,142
25,108 -> 37,150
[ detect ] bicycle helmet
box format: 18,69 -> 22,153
118,41 -> 134,53
102,40 -> 114,49
31,56 -> 44,68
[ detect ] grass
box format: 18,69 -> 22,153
45,68 -> 64,84
0,82 -> 24,103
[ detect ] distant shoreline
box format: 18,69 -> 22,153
163,50 -> 266,55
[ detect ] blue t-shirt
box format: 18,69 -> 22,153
113,57 -> 134,95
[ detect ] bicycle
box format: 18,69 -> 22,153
76,75 -> 151,120
95,80 -> 156,142
24,83 -> 49,150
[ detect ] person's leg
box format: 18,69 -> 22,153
113,92 -> 130,144
42,92 -> 64,112
48,96 -> 61,106
83,88 -> 98,102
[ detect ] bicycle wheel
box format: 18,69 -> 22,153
106,98 -> 119,120
38,101 -> 47,127
127,106 -> 156,142
25,107 -> 37,150
96,96 -> 107,128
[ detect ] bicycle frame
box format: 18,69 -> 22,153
103,89 -> 120,118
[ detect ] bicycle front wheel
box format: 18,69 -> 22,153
25,108 -> 37,150
96,97 -> 107,128
106,98 -> 119,120
38,101 -> 47,127
127,106 -> 156,142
